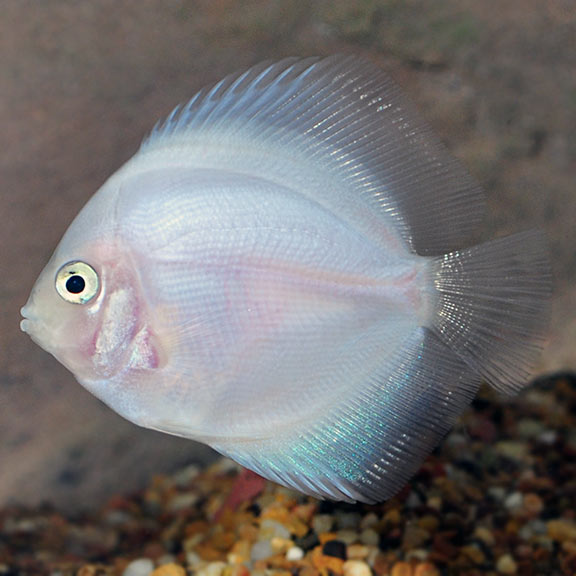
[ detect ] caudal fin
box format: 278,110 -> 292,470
432,230 -> 552,394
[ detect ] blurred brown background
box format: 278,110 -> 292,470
1,0 -> 575,510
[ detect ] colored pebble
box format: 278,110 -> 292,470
495,441 -> 529,462
461,544 -> 485,565
311,546 -> 345,574
496,553 -> 518,574
151,563 -> 187,576
472,526 -> 495,546
359,528 -> 379,547
312,514 -> 334,534
504,491 -> 523,511
346,544 -> 370,560
413,563 -> 440,576
196,562 -> 227,576
336,512 -> 362,530
123,558 -> 155,576
259,518 -> 291,540
402,524 -> 430,549
342,560 -> 371,576
322,539 -> 348,559
547,519 -> 576,542
1,371 -> 575,575
390,561 -> 413,576
251,540 -> 274,561
336,529 -> 359,544
359,513 -> 379,530
522,492 -> 544,516
286,546 -> 305,561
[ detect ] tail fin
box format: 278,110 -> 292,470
431,230 -> 552,394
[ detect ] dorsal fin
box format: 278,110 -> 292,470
142,55 -> 485,255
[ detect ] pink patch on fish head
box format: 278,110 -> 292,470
21,238 -> 164,384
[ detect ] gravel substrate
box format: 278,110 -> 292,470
1,373 -> 575,576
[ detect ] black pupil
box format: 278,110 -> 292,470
66,275 -> 86,294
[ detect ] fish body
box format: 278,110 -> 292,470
21,56 -> 551,502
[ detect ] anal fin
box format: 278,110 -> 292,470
211,328 -> 481,504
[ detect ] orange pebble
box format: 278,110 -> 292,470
300,565 -> 320,576
227,539 -> 252,563
414,563 -> 440,576
223,567 -> 250,576
261,504 -> 308,537
318,532 -> 338,545
186,520 -> 210,536
151,563 -> 187,576
522,493 -> 544,516
195,543 -> 225,562
390,561 -> 413,576
237,522 -> 259,541
209,530 -> 237,551
372,552 -> 393,576
294,503 -> 318,523
76,567 -> 102,576
311,546 -> 345,575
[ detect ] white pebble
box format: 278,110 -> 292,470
186,551 -> 203,568
488,486 -> 506,502
172,464 -> 201,487
196,561 -> 227,576
168,492 -> 199,512
251,540 -> 274,561
504,491 -> 523,510
343,560 -> 372,576
122,558 -> 154,576
346,544 -> 370,560
260,518 -> 291,540
286,546 -> 304,561
405,548 -> 429,562
537,430 -> 557,445
157,554 -> 176,566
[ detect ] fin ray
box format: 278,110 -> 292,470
432,230 -> 552,394
143,55 -> 485,254
211,328 -> 482,503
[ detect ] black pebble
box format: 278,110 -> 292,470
322,539 -> 347,560
294,530 -> 320,551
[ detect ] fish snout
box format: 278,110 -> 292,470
20,305 -> 33,333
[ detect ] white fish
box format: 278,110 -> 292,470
21,55 -> 551,503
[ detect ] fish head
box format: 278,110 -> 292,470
20,249 -> 101,376
20,182 -> 161,389
21,245 -> 139,379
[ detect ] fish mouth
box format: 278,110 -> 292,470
20,305 -> 52,352
20,305 -> 33,334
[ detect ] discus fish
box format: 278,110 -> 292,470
21,55 -> 551,503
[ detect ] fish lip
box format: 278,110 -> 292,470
20,305 -> 33,333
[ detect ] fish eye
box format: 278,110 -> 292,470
55,261 -> 100,304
